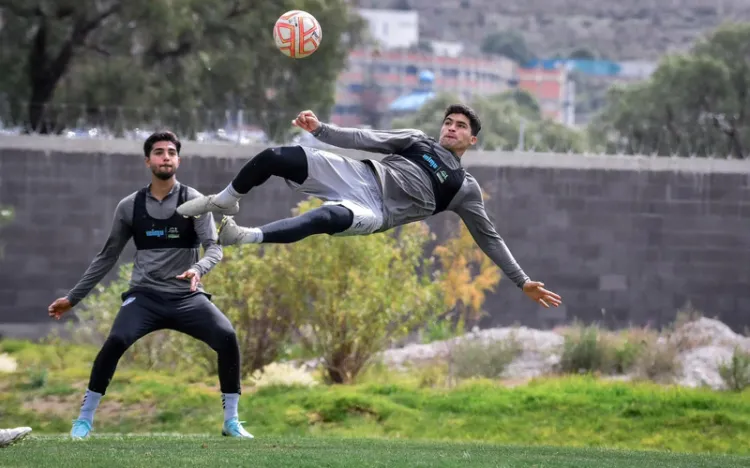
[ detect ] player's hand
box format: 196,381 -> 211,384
522,281 -> 562,308
291,110 -> 321,133
176,268 -> 201,292
48,297 -> 73,320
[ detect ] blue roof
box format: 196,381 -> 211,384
523,58 -> 623,77
388,91 -> 435,112
418,70 -> 434,83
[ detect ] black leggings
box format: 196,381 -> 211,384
88,291 -> 241,395
231,146 -> 353,243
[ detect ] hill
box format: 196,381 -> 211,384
360,0 -> 750,60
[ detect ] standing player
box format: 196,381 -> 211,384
177,105 -> 562,308
47,132 -> 253,439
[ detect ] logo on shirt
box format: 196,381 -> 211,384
146,229 -> 165,238
422,154 -> 449,184
422,154 -> 439,170
167,227 -> 181,239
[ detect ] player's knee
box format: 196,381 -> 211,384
253,147 -> 278,167
212,325 -> 239,352
318,205 -> 353,234
101,333 -> 131,356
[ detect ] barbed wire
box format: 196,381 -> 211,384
0,99 -> 746,159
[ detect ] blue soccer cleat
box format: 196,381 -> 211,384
222,417 -> 254,438
70,419 -> 92,439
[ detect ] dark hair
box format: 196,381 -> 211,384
443,104 -> 481,136
143,131 -> 181,157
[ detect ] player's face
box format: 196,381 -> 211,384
439,113 -> 477,153
146,141 -> 180,180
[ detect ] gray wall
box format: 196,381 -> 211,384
1,135 -> 749,338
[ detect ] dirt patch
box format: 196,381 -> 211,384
22,394 -> 158,421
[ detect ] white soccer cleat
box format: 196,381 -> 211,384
0,427 -> 32,447
218,216 -> 259,246
176,194 -> 240,218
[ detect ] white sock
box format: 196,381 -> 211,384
212,183 -> 242,208
222,393 -> 240,422
78,389 -> 103,424
238,227 -> 263,244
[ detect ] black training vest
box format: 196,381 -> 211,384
397,138 -> 466,214
132,184 -> 200,251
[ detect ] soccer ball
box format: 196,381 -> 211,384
273,10 -> 322,59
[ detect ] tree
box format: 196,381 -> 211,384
392,91 -> 587,153
433,208 -> 501,333
0,0 -> 365,141
480,30 -> 535,65
590,22 -> 750,158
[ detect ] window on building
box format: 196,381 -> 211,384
348,83 -> 365,93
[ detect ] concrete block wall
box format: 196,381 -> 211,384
1,135 -> 748,337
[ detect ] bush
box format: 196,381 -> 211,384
202,238 -> 302,377
276,198 -> 446,384
558,323 -> 662,377
631,338 -> 682,384
719,347 -> 750,392
448,332 -> 522,380
559,323 -> 613,374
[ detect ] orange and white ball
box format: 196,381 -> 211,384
273,10 -> 322,59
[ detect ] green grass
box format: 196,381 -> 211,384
4,436 -> 750,468
3,369 -> 750,455
3,340 -> 750,457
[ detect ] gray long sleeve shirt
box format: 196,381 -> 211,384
311,124 -> 531,289
65,182 -> 222,306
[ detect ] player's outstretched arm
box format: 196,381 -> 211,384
48,198 -> 133,319
450,178 -> 562,308
292,109 -> 424,154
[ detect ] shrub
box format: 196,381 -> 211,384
558,323 -> 659,377
719,347 -> 750,392
202,239 -> 301,377
278,198 -> 446,384
448,332 -> 523,380
558,323 -> 612,374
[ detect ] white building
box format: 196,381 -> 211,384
429,40 -> 464,57
357,8 -> 419,50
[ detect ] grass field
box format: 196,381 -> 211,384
4,339 -> 750,463
3,369 -> 750,455
4,436 -> 750,468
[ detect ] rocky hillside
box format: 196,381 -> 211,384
360,0 -> 750,60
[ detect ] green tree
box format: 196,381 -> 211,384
480,30 -> 535,65
590,22 -> 750,158
0,0 -> 364,141
393,91 -> 587,153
